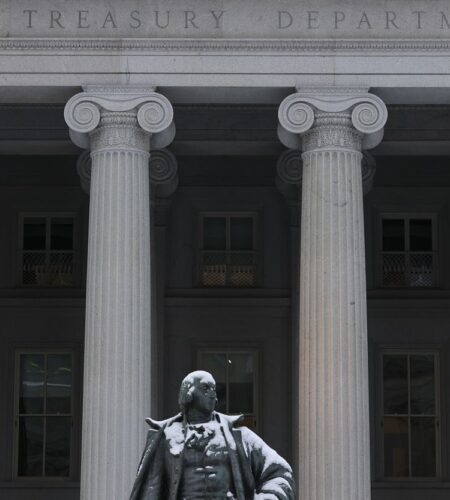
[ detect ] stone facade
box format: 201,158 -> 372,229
0,1 -> 449,500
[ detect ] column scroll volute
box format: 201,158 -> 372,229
64,86 -> 175,150
278,88 -> 388,151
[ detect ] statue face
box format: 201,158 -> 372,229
191,377 -> 217,415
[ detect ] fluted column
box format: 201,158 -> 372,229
279,89 -> 387,500
65,86 -> 174,500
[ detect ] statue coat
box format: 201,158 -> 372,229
129,412 -> 295,500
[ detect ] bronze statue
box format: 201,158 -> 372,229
130,370 -> 295,499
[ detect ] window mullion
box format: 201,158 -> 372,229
407,354 -> 412,478
252,352 -> 257,427
405,219 -> 410,286
19,215 -> 24,286
435,354 -> 440,477
381,353 -> 385,453
42,353 -> 48,477
379,217 -> 384,288
46,217 -> 52,285
405,217 -> 410,252
226,217 -> 231,285
432,215 -> 437,285
70,353 -> 74,479
46,216 -> 51,251
405,252 -> 410,288
252,215 -> 256,251
14,352 -> 20,477
226,351 -> 230,414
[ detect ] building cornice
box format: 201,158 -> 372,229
1,37 -> 450,54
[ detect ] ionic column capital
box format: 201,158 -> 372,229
64,85 -> 175,152
278,88 -> 388,152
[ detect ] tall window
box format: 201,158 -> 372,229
19,214 -> 76,286
381,352 -> 439,479
198,350 -> 258,430
200,213 -> 257,287
14,351 -> 74,478
380,215 -> 436,288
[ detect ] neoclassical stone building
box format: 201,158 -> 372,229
0,1 -> 450,499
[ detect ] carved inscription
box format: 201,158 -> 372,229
4,1 -> 450,38
21,9 -> 226,31
276,10 -> 450,31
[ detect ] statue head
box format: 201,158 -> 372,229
178,370 -> 218,416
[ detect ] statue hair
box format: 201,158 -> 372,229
178,380 -> 194,413
178,371 -> 218,413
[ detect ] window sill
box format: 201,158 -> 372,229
166,288 -> 290,298
0,481 -> 79,489
372,481 -> 450,489
0,288 -> 86,301
367,288 -> 450,302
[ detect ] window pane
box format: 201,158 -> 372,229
383,417 -> 409,478
199,353 -> 227,413
19,354 -> 45,414
411,417 -> 436,477
18,417 -> 44,477
51,218 -> 74,250
230,218 -> 253,250
23,218 -> 46,250
45,417 -> 71,477
229,253 -> 254,266
228,353 -> 254,414
383,355 -> 408,414
410,219 -> 432,252
203,252 -> 226,266
46,355 -> 72,415
382,254 -> 406,288
409,254 -> 433,288
203,217 -> 226,250
382,219 -> 405,251
410,355 -> 435,415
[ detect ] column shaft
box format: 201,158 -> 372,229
299,148 -> 370,500
81,148 -> 151,500
65,87 -> 174,500
279,90 -> 387,500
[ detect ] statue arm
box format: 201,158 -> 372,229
240,427 -> 295,500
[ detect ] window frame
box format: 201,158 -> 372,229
198,211 -> 259,288
378,213 -> 438,289
197,348 -> 259,432
18,212 -> 79,288
377,348 -> 441,482
13,349 -> 77,482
